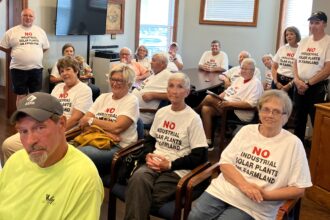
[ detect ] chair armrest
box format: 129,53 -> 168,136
183,162 -> 220,220
172,162 -> 211,220
276,198 -> 300,220
65,127 -> 82,141
140,108 -> 158,113
109,139 -> 145,188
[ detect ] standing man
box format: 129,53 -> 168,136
293,11 -> 330,143
0,92 -> 103,219
167,42 -> 183,72
198,40 -> 228,72
0,8 -> 50,107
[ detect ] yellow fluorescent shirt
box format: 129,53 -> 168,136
0,145 -> 104,220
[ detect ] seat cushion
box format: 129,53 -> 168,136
111,183 -> 127,201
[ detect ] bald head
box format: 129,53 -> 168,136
21,8 -> 35,27
238,51 -> 251,65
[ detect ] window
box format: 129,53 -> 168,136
199,0 -> 259,27
135,0 -> 178,57
276,0 -> 312,48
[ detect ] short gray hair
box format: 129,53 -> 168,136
109,63 -> 136,89
257,90 -> 293,117
152,53 -> 169,66
168,72 -> 191,90
241,58 -> 256,71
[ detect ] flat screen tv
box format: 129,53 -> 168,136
55,0 -> 107,35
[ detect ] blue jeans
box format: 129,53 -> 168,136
79,145 -> 120,176
188,192 -> 253,220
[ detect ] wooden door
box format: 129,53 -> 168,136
306,103 -> 330,210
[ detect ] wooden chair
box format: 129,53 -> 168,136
218,106 -> 259,151
184,162 -> 301,220
107,143 -> 211,220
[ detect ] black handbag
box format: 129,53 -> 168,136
117,149 -> 145,185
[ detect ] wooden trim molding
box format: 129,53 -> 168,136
134,0 -> 179,51
199,0 -> 259,27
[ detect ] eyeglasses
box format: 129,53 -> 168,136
110,78 -> 125,84
260,107 -> 286,116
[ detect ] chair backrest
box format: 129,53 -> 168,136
48,68 -> 56,93
136,118 -> 144,140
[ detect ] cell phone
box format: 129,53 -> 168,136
206,90 -> 222,100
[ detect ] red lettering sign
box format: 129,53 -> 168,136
163,120 -> 176,130
25,32 -> 32,36
59,93 -> 68,98
106,108 -> 115,113
252,146 -> 270,158
307,48 -> 316,52
287,52 -> 294,57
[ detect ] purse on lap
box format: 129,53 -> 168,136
72,125 -> 117,149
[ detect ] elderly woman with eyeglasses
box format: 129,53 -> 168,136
79,63 -> 139,177
189,90 -> 312,220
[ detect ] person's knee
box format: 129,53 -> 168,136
2,134 -> 23,162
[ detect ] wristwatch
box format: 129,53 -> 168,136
304,80 -> 310,87
88,117 -> 94,126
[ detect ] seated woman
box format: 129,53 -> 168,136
188,90 -> 312,220
79,64 -> 139,177
50,43 -> 100,101
135,45 -> 151,71
1,56 -> 93,162
124,72 -> 208,219
195,58 -> 264,151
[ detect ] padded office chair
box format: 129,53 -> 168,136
108,146 -> 211,220
217,106 -> 259,151
184,162 -> 301,220
140,99 -> 169,131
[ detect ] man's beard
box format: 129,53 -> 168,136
28,145 -> 48,167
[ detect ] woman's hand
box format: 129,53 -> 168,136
79,116 -> 90,129
239,182 -> 263,203
146,153 -> 170,172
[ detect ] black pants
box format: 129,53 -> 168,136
293,81 -> 327,142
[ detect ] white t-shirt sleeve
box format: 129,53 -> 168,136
198,52 -> 207,65
51,61 -> 60,78
188,116 -> 208,149
72,84 -> 93,114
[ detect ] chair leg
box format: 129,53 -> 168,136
108,193 -> 117,220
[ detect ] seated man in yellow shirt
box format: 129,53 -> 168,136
0,92 -> 104,220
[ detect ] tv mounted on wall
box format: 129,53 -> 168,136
55,0 -> 108,35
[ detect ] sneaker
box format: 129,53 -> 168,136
208,143 -> 214,151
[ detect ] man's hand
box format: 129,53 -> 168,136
142,92 -> 154,102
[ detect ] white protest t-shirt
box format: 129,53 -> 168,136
150,105 -> 207,177
273,44 -> 297,78
51,81 -> 93,119
223,77 -> 263,121
132,69 -> 172,123
295,34 -> 330,81
198,51 -> 229,70
0,25 -> 49,70
88,93 -> 139,147
207,124 -> 312,220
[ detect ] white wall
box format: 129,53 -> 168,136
312,0 -> 330,34
28,0 -> 137,91
181,0 -> 280,73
